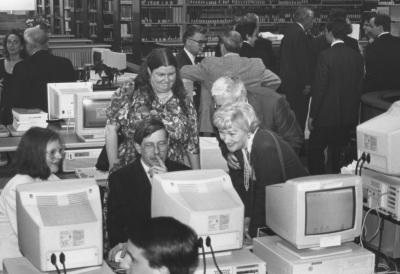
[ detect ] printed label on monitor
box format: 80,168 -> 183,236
363,134 -> 377,151
60,230 -> 84,248
208,214 -> 229,231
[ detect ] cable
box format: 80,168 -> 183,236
198,238 -> 206,274
205,236 -> 223,274
50,253 -> 61,274
358,153 -> 371,176
355,152 -> 365,175
59,252 -> 67,274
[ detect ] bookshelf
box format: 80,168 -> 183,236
129,0 -> 379,62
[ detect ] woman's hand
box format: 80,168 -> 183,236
227,153 -> 240,170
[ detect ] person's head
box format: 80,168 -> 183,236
294,7 -> 314,31
213,102 -> 259,152
125,217 -> 199,274
24,26 -> 49,56
134,118 -> 169,167
235,18 -> 258,46
182,25 -> 207,56
3,29 -> 25,60
211,76 -> 247,109
369,14 -> 391,38
363,15 -> 374,40
14,127 -> 64,179
325,18 -> 349,43
328,9 -> 352,35
219,30 -> 243,55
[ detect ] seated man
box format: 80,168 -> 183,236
106,118 -> 190,252
121,217 -> 199,274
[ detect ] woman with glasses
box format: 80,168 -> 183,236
105,47 -> 200,172
0,127 -> 64,270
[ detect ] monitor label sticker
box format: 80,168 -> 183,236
208,215 -> 229,231
60,230 -> 85,248
319,235 -> 341,247
363,134 -> 377,151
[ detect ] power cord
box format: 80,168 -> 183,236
358,153 -> 370,176
59,252 -> 67,274
198,237 -> 206,274
205,236 -> 223,274
50,253 -> 61,274
355,152 -> 366,175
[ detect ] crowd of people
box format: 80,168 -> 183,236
0,7 -> 400,273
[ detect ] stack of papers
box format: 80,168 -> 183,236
12,108 -> 48,132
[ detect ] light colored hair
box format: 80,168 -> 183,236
24,26 -> 49,50
213,102 -> 259,133
211,76 -> 247,101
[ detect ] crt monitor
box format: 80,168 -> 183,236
266,174 -> 362,250
47,82 -> 93,120
74,91 -> 113,140
92,47 -> 126,71
357,100 -> 400,175
16,179 -> 103,272
152,169 -> 244,253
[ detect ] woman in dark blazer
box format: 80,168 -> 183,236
213,102 -> 308,238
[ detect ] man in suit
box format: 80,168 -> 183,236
175,25 -> 207,111
107,118 -> 189,253
308,18 -> 364,175
364,14 -> 400,93
12,26 -> 76,112
279,7 -> 314,130
236,13 -> 276,72
181,30 -> 281,134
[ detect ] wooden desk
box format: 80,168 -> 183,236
0,131 -> 104,153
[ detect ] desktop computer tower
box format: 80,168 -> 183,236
193,249 -> 266,274
253,236 -> 375,274
62,148 -> 102,172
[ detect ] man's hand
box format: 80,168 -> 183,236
308,117 -> 314,132
227,153 -> 240,170
148,155 -> 168,178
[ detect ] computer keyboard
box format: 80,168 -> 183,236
75,167 -> 109,180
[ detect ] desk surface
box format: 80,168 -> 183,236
0,131 -> 104,153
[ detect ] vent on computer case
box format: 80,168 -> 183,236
213,268 -> 231,274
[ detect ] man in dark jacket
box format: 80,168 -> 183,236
12,26 -> 76,112
308,18 -> 364,174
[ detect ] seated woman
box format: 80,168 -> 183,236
0,127 -> 64,269
213,102 -> 308,238
105,47 -> 200,172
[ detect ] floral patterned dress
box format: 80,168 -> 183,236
106,83 -> 199,171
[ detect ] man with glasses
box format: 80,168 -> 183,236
176,25 -> 207,112
106,118 -> 189,256
181,30 -> 281,135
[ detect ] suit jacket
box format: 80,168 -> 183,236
279,23 -> 313,128
240,38 -> 276,72
180,54 -> 281,133
233,129 -> 308,237
107,158 -> 189,247
175,48 -> 193,69
12,50 -> 76,111
364,33 -> 400,93
310,43 -> 364,128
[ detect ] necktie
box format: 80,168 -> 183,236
243,148 -> 252,192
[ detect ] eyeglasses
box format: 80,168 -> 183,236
142,140 -> 168,153
46,147 -> 65,159
188,38 -> 208,46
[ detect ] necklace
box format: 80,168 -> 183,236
157,91 -> 173,104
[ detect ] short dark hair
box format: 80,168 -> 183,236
219,30 -> 242,53
374,14 -> 391,32
326,18 -> 349,40
294,7 -> 313,24
182,25 -> 206,44
129,217 -> 199,274
133,118 -> 168,145
3,29 -> 26,60
328,8 -> 352,35
235,19 -> 258,41
13,127 -> 63,180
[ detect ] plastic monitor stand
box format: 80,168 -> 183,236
0,124 -> 10,137
277,239 -> 352,260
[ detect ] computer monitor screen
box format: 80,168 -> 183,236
266,174 -> 362,249
74,91 -> 113,141
151,169 -> 244,253
16,179 -> 103,272
47,82 -> 93,120
357,100 -> 400,175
